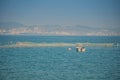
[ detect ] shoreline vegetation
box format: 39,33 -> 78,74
0,42 -> 115,48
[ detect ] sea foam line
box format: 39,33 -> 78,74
0,42 -> 115,48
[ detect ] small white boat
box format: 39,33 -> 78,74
81,47 -> 85,52
68,48 -> 72,51
76,47 -> 85,52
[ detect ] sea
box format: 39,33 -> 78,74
0,35 -> 120,80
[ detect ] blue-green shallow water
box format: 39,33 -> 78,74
0,36 -> 120,80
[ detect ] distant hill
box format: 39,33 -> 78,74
0,22 -> 119,36
0,22 -> 25,29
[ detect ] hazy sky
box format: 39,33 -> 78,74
0,0 -> 120,28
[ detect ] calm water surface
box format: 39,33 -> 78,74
0,36 -> 120,80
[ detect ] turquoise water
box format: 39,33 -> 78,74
0,36 -> 120,80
